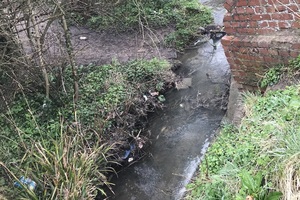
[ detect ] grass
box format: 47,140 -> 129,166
1,129 -> 115,200
186,85 -> 300,200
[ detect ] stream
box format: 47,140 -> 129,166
108,0 -> 229,199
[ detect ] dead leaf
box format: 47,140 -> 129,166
246,196 -> 253,200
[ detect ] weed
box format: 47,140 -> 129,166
260,54 -> 300,88
236,170 -> 282,200
260,66 -> 282,88
1,125 -> 115,199
186,85 -> 300,200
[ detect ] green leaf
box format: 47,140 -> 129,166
253,172 -> 263,190
158,95 -> 166,102
240,170 -> 255,192
290,98 -> 300,109
266,191 -> 282,200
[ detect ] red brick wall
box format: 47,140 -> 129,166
221,0 -> 300,89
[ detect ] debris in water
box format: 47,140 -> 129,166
128,157 -> 134,162
143,95 -> 148,101
158,95 -> 166,102
79,36 -> 87,40
149,91 -> 159,96
175,78 -> 192,90
121,150 -> 131,160
121,143 -> 135,160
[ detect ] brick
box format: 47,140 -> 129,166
290,51 -> 300,58
230,64 -> 241,70
236,7 -> 246,14
240,21 -> 257,28
277,50 -> 290,57
225,0 -> 235,6
237,28 -> 256,35
241,37 -> 255,47
224,3 -> 232,11
272,40 -> 292,50
249,0 -> 266,6
268,21 -> 278,28
249,21 -> 258,28
268,49 -> 278,56
224,27 -> 236,35
288,4 -> 299,12
252,14 -> 271,20
258,48 -> 269,55
237,0 -> 248,7
231,37 -> 243,46
264,56 -> 281,63
222,46 -> 229,53
239,54 -> 251,60
235,59 -> 244,65
239,47 -> 248,54
223,21 -> 231,27
292,43 -> 300,49
231,46 -> 241,52
246,28 -> 257,35
275,5 -> 287,12
234,14 -> 250,21
278,21 -> 290,29
258,21 -> 269,28
266,6 -> 276,13
257,40 -> 270,48
255,7 -> 266,14
227,57 -> 235,65
256,28 -> 275,35
224,50 -> 232,57
238,71 -> 247,77
275,0 -> 289,4
246,7 -> 255,14
291,21 -> 300,28
231,22 -> 240,27
223,13 -> 233,22
240,22 -> 248,27
272,13 -> 294,20
221,35 -> 234,46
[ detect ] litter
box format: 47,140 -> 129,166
14,176 -> 36,191
121,143 -> 135,160
79,36 -> 87,40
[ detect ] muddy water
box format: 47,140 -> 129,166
108,1 -> 228,200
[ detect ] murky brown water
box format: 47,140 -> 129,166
107,1 -> 229,199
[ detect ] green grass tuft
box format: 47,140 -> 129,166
186,85 -> 300,200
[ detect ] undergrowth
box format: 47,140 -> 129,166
0,58 -> 175,199
74,0 -> 212,50
260,55 -> 300,88
186,84 -> 300,199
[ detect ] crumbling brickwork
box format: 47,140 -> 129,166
221,0 -> 300,89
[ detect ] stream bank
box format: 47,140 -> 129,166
107,1 -> 230,199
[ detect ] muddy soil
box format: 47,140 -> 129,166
70,26 -> 177,66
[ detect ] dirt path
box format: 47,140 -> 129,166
70,26 -> 177,66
